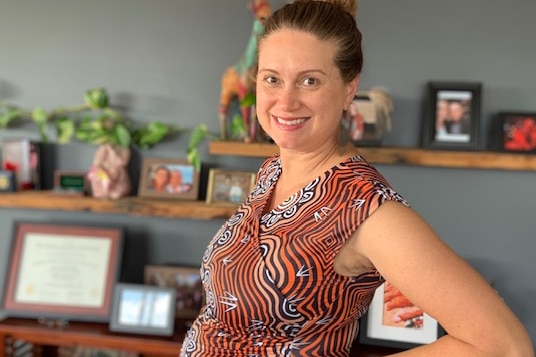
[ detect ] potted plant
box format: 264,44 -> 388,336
1,88 -> 217,198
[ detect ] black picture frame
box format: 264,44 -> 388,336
109,283 -> 176,336
422,81 -> 482,150
1,221 -> 124,322
0,170 -> 16,192
359,282 -> 444,350
494,112 -> 536,153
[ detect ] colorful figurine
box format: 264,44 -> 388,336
219,0 -> 271,141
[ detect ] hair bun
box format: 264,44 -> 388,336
310,0 -> 357,17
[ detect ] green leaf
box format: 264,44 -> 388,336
31,107 -> 48,124
114,124 -> 131,147
56,116 -> 75,144
84,88 -> 109,109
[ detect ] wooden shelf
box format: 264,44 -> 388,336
209,141 -> 536,171
0,191 -> 238,220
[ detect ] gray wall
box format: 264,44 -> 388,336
1,0 -> 534,345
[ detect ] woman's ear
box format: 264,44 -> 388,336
344,77 -> 359,110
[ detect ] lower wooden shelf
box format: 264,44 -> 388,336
0,191 -> 238,220
0,317 -> 400,357
0,317 -> 183,356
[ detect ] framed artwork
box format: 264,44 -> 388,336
359,282 -> 444,349
1,221 -> 124,322
138,157 -> 199,200
494,112 -> 536,153
422,82 -> 482,150
205,169 -> 256,205
144,265 -> 204,322
1,139 -> 41,190
109,283 -> 176,336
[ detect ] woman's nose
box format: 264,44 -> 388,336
276,85 -> 300,111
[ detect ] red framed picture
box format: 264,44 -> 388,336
2,221 -> 124,322
495,112 -> 536,153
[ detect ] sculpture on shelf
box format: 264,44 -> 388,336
218,0 -> 271,142
87,143 -> 132,199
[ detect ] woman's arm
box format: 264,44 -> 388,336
342,201 -> 534,356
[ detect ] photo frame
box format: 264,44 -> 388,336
422,82 -> 481,150
1,221 -> 124,322
144,265 -> 204,322
205,169 -> 257,205
494,112 -> 536,153
359,282 -> 444,349
1,139 -> 42,190
138,157 -> 199,200
53,170 -> 88,195
109,283 -> 176,336
0,170 -> 16,192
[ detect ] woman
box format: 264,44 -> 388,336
181,1 -> 533,355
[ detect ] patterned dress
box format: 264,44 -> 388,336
181,155 -> 407,356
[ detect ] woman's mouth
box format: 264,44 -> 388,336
275,116 -> 308,126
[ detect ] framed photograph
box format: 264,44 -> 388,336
422,82 -> 482,150
0,170 -> 16,192
1,221 -> 124,322
359,282 -> 444,349
109,283 -> 176,336
144,265 -> 204,322
494,112 -> 536,153
138,157 -> 199,200
1,139 -> 42,190
53,170 -> 88,195
205,169 -> 256,205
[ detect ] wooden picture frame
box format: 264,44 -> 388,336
205,169 -> 256,205
53,170 -> 88,195
359,282 -> 444,349
494,112 -> 536,153
422,82 -> 482,150
1,221 -> 124,322
138,157 -> 199,200
144,265 -> 204,322
109,283 -> 176,336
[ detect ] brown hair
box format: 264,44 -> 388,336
259,0 -> 362,83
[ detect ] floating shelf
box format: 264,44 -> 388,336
0,191 -> 237,220
209,141 -> 536,171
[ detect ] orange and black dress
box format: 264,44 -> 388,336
181,155 -> 408,356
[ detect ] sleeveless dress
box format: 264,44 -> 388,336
181,155 -> 408,356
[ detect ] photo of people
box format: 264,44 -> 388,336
144,265 -> 204,321
347,96 -> 379,143
206,169 -> 256,205
501,114 -> 536,152
434,90 -> 473,143
138,158 -> 199,200
382,281 -> 424,330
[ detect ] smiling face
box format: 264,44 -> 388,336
256,29 -> 358,152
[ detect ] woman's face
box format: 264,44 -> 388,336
256,29 -> 358,152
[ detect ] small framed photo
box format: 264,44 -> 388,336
1,221 -> 124,322
109,283 -> 176,336
138,158 -> 199,200
53,170 -> 88,195
359,282 -> 444,349
0,170 -> 16,192
495,112 -> 536,153
144,265 -> 204,322
1,139 -> 42,190
422,82 -> 482,150
205,169 -> 256,205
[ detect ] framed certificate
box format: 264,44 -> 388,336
1,221 -> 124,322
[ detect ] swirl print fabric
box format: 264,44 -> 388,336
181,155 -> 408,356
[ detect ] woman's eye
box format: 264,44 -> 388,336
302,77 -> 318,86
265,76 -> 279,84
